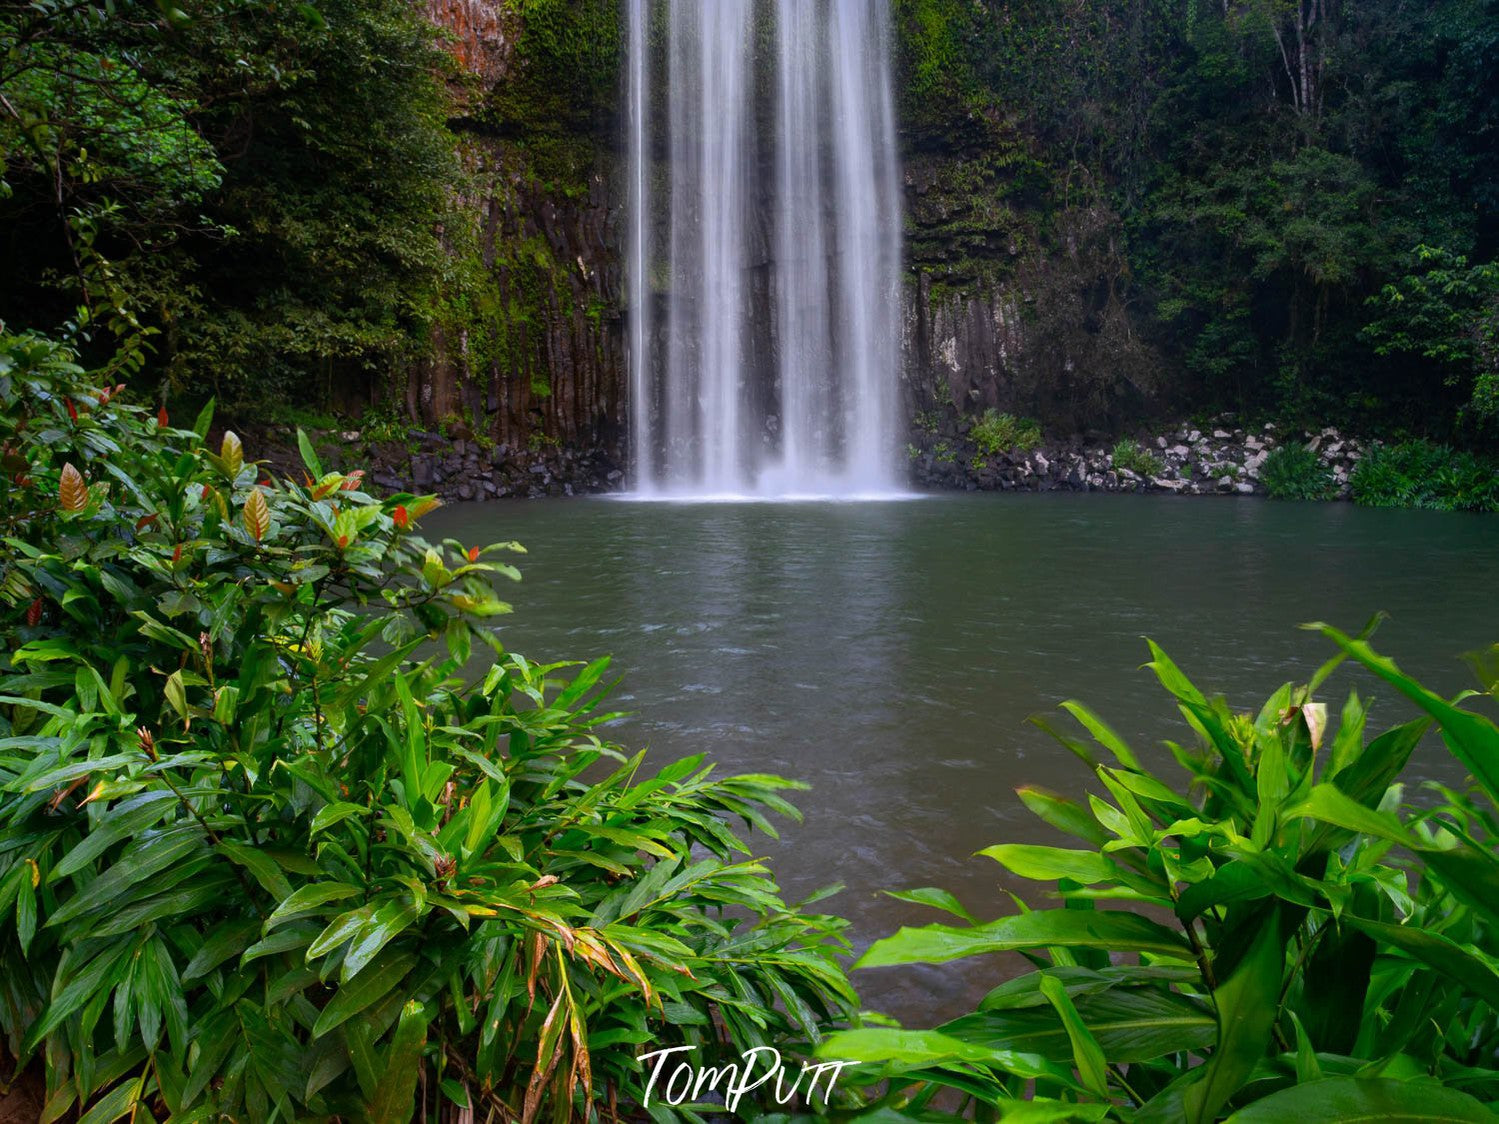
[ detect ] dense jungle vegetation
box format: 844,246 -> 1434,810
895,0 -> 1499,438
0,0 -> 462,412
3,0 -> 1497,444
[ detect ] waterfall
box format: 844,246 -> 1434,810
626,0 -> 652,494
625,0 -> 903,498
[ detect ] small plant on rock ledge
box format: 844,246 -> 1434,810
971,409 -> 1042,456
1111,438 -> 1164,476
915,409 -> 943,435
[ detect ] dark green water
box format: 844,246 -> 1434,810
425,493 -> 1499,1018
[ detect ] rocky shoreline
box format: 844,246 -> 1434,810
248,427 -> 626,500
908,419 -> 1366,498
250,420 -> 1366,501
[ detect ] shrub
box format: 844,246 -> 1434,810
1351,439 -> 1499,512
0,330 -> 855,1121
1110,438 -> 1163,477
971,410 -> 1042,457
824,622 -> 1499,1120
1261,443 -> 1335,500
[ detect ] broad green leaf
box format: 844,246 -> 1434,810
816,1027 -> 1061,1081
1344,917 -> 1499,1010
76,1077 -> 143,1124
1059,699 -> 1144,771
182,920 -> 259,980
1183,908 -> 1284,1124
192,397 -> 216,439
1330,716 -> 1429,806
47,829 -> 204,926
1038,974 -> 1109,1097
1284,784 -> 1415,848
312,950 -> 417,1038
1017,786 -> 1112,848
950,981 -> 1216,1063
310,801 -> 367,835
341,898 -> 422,982
308,903 -> 377,961
979,844 -> 1120,886
52,792 -> 176,878
1143,640 -> 1209,707
296,428 -> 324,478
1227,1077 -> 1497,1122
1315,624 -> 1499,804
216,839 -> 291,899
856,909 -> 1191,968
22,940 -> 132,1052
991,1102 -> 1112,1124
367,1001 -> 428,1124
264,882 -> 362,930
883,887 -> 978,924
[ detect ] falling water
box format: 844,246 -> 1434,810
626,0 -> 652,493
625,0 -> 903,498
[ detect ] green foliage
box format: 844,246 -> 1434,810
0,0 -> 463,412
970,409 -> 1042,457
922,0 -> 1498,435
1261,444 -> 1335,501
2,43 -> 223,211
0,330 -> 855,1120
1110,439 -> 1163,477
1350,440 -> 1499,512
483,0 -> 620,195
824,622 -> 1499,1120
1364,246 -> 1499,425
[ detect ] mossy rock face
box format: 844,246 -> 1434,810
416,0 -> 625,452
483,0 -> 621,144
905,148 -> 1042,295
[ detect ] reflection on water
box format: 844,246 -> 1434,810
425,493 -> 1499,1019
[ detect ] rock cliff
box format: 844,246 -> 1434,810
414,2 -> 1156,488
